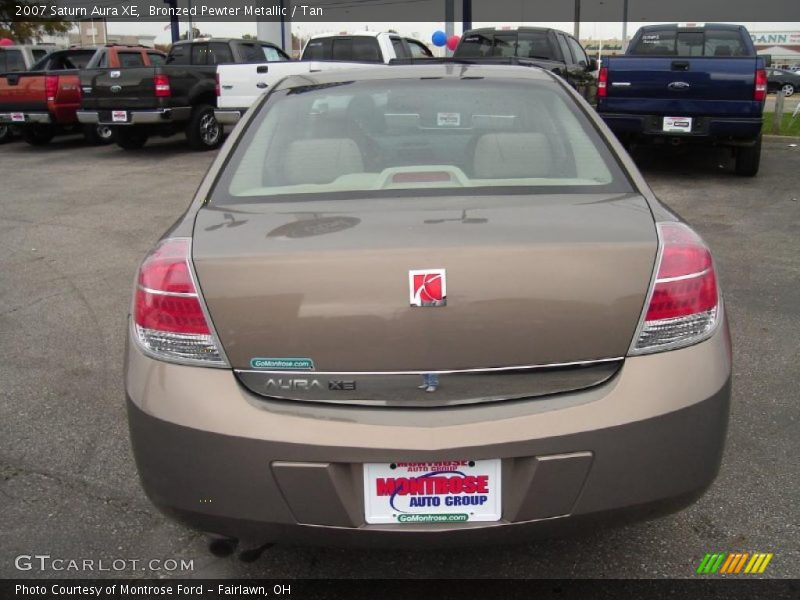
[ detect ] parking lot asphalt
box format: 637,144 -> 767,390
1,134 -> 798,579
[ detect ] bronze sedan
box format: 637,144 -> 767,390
125,64 -> 731,549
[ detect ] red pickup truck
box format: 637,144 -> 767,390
0,45 -> 165,146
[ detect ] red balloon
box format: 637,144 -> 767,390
446,35 -> 460,52
0,38 -> 15,47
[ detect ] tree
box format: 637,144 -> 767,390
0,1 -> 71,43
241,34 -> 256,40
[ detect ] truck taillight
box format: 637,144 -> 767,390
215,72 -> 220,97
597,67 -> 608,98
133,238 -> 225,365
45,75 -> 59,101
754,69 -> 767,102
630,222 -> 720,354
154,74 -> 171,97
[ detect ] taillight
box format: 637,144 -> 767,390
215,72 -> 220,97
153,74 -> 171,98
597,67 -> 608,98
754,69 -> 767,102
133,238 -> 225,365
45,75 -> 58,102
631,222 -> 719,354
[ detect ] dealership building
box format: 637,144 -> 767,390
750,31 -> 800,69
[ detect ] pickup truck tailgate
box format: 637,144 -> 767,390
603,57 -> 761,115
0,73 -> 47,112
81,67 -> 159,110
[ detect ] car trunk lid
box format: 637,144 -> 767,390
192,193 -> 657,404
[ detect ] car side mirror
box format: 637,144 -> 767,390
587,58 -> 598,71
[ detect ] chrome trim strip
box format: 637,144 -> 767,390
656,268 -> 711,283
234,356 -> 624,376
137,285 -> 197,298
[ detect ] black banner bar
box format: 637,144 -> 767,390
2,579 -> 800,600
3,0 -> 800,23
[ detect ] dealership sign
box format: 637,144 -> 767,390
751,32 -> 800,45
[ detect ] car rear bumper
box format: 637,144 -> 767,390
599,113 -> 763,143
214,109 -> 243,125
125,316 -> 732,547
0,111 -> 51,124
76,107 -> 191,125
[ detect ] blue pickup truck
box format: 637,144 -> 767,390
597,24 -> 767,176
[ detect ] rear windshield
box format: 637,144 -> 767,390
630,29 -> 751,57
32,50 -> 95,70
1,49 -> 25,72
303,37 -> 382,62
211,77 -> 631,204
455,31 -> 555,60
118,52 -> 145,68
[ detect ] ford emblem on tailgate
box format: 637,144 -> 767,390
668,81 -> 690,90
110,85 -> 122,93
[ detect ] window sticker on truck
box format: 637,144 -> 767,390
437,112 -> 461,127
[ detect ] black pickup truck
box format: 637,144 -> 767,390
454,27 -> 597,91
76,38 -> 290,150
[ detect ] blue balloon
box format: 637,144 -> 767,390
432,30 -> 447,47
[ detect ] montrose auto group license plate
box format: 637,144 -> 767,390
663,116 -> 692,133
363,459 -> 502,524
112,110 -> 128,123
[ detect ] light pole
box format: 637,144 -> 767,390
622,0 -> 629,50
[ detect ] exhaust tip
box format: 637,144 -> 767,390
207,536 -> 238,557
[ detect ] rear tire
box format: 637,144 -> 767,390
0,124 -> 12,144
781,83 -> 795,97
115,127 -> 149,150
20,125 -> 54,146
735,136 -> 761,177
84,124 -> 115,145
186,104 -> 222,151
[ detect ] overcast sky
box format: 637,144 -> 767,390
106,21 -> 800,45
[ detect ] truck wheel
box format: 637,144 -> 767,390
84,124 -> 115,145
781,83 -> 795,97
115,128 -> 149,150
735,136 -> 761,177
0,124 -> 13,144
186,104 -> 222,151
20,125 -> 54,146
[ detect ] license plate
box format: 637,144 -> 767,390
663,116 -> 692,133
112,111 -> 128,123
10,112 -> 25,122
363,459 -> 502,524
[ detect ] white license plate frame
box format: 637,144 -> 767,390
10,112 -> 25,123
363,459 -> 502,525
663,116 -> 693,133
111,110 -> 128,123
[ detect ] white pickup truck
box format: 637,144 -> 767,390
215,32 -> 431,124
215,60 -> 376,124
301,31 -> 432,64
